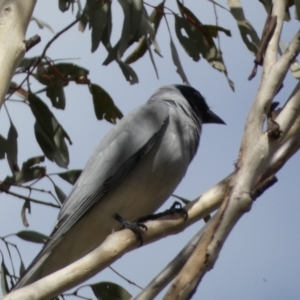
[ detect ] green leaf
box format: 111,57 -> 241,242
295,0 -> 300,20
91,2 -> 110,52
203,25 -> 231,38
174,15 -> 200,62
117,61 -> 139,85
103,0 -> 144,66
176,1 -> 234,90
33,63 -> 89,110
118,0 -> 143,58
1,260 -> 9,295
15,230 -> 48,244
91,282 -> 131,300
100,2 -> 112,51
46,81 -> 66,109
59,0 -> 71,12
15,166 -> 46,185
29,94 -> 71,168
146,36 -> 159,79
103,44 -> 119,65
17,56 -> 40,69
57,169 -> 82,185
1,176 -> 15,191
228,0 -> 260,56
170,34 -> 189,84
0,134 -> 7,159
79,0 -> 112,52
34,123 -> 64,168
22,156 -> 45,169
53,183 -> 67,204
6,122 -> 19,174
54,63 -> 89,79
125,0 -> 165,65
19,260 -> 25,277
89,84 -> 123,123
21,200 -> 31,227
176,3 -> 216,61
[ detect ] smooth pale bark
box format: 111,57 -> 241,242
163,1 -> 300,299
0,0 -> 36,108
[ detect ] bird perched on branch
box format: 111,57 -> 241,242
13,84 -> 225,289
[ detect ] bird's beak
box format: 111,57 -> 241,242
204,110 -> 226,125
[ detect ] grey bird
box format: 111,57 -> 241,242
14,84 -> 225,289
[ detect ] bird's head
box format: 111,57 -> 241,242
174,84 -> 226,125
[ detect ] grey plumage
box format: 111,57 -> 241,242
14,84 -> 225,289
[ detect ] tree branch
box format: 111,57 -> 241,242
0,0 -> 36,109
0,187 -> 60,208
264,0 -> 286,71
157,1 -> 300,298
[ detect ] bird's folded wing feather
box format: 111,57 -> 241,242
16,101 -> 169,287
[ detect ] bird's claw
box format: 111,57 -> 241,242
138,201 -> 188,223
114,213 -> 147,246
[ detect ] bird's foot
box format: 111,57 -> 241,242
114,213 -> 147,246
138,201 -> 188,223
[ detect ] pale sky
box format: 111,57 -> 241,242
0,1 -> 299,299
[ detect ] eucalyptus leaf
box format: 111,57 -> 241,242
21,200 -> 31,227
6,122 -> 19,174
59,0 -> 71,12
125,2 -> 163,66
34,122 -> 69,168
15,230 -> 48,244
57,169 -> 82,185
90,84 -> 123,123
228,0 -> 260,56
15,166 -> 46,185
53,183 -> 67,204
46,81 -> 66,110
19,260 -> 25,277
170,35 -> 189,84
174,15 -> 200,62
1,261 -> 9,295
0,134 -> 7,159
22,156 -> 45,169
91,282 -> 131,300
91,1 -> 111,52
118,0 -> 143,58
17,57 -> 40,69
117,61 -> 139,85
29,94 -> 71,168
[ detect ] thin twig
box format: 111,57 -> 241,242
109,266 -> 143,290
0,188 -> 60,208
207,0 -> 230,12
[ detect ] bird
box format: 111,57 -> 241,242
13,84 -> 225,289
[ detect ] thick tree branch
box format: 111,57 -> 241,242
159,1 -> 300,298
134,227 -> 206,300
276,78 -> 300,139
263,0 -> 286,71
4,175 -> 232,300
0,0 -> 36,109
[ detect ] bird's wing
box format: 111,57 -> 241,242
15,101 -> 169,288
54,100 -> 169,237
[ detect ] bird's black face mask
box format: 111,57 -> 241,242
175,85 -> 225,125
